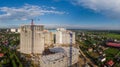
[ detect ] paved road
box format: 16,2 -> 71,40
76,41 -> 98,67
79,48 -> 98,67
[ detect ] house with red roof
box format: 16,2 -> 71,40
106,42 -> 120,47
0,53 -> 4,57
106,60 -> 114,67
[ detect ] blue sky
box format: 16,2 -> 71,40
0,0 -> 120,30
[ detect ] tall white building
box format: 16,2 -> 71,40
55,28 -> 75,45
10,28 -> 17,32
20,24 -> 44,54
10,28 -> 21,33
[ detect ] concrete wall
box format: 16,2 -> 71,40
33,32 -> 44,54
20,25 -> 44,54
55,31 -> 75,45
44,32 -> 54,47
40,53 -> 68,67
40,47 -> 79,67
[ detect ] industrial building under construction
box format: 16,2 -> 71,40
19,20 -> 79,67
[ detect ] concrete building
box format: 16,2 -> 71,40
57,28 -> 66,31
10,28 -> 17,32
17,28 -> 21,33
10,28 -> 21,33
43,30 -> 54,48
55,28 -> 75,45
20,24 -> 44,54
19,23 -> 78,67
40,47 -> 79,67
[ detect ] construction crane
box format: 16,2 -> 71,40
69,32 -> 72,67
31,19 -> 34,54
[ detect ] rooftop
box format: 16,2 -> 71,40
106,42 -> 120,47
41,47 -> 79,64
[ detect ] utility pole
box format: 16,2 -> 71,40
69,32 -> 72,67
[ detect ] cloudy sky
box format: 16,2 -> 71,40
0,0 -> 120,30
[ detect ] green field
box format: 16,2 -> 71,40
103,33 -> 120,39
104,48 -> 120,60
86,32 -> 120,39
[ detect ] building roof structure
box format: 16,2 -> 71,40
106,42 -> 120,47
41,47 -> 79,64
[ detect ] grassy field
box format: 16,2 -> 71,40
104,33 -> 120,39
104,48 -> 120,60
87,31 -> 120,39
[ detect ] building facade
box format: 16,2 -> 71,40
20,25 -> 44,54
20,26 -> 76,54
55,28 -> 75,45
43,31 -> 54,48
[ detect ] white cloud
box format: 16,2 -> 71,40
70,0 -> 120,18
50,7 -> 56,10
0,4 -> 65,22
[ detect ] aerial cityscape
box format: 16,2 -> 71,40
0,0 -> 120,67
